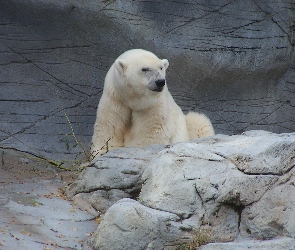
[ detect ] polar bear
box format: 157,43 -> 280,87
91,49 -> 214,157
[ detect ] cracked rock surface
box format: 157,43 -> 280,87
66,145 -> 166,215
67,131 -> 295,249
0,0 -> 295,164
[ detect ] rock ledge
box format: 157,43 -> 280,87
67,131 -> 295,249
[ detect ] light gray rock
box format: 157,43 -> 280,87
199,237 -> 295,250
240,175 -> 295,239
139,132 -> 292,242
83,131 -> 295,249
91,199 -> 183,250
66,145 -> 166,214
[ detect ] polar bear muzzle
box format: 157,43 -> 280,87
151,79 -> 166,92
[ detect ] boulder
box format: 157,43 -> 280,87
66,145 -> 166,214
67,131 -> 295,249
139,131 -> 295,243
90,199 -> 182,250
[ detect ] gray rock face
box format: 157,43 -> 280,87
66,145 -> 166,214
90,199 -> 182,250
240,182 -> 295,239
67,131 -> 295,249
0,0 -> 294,163
139,131 -> 295,243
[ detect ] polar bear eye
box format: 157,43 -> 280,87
142,67 -> 150,72
160,67 -> 163,70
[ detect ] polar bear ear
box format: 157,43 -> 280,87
162,59 -> 169,70
115,59 -> 128,75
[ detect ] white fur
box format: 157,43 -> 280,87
91,49 -> 214,157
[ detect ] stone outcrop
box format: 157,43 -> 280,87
66,131 -> 295,249
66,145 -> 166,215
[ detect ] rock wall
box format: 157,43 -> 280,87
0,0 -> 294,162
66,131 -> 295,249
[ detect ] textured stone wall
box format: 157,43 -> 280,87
0,0 -> 294,161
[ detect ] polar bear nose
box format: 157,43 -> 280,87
155,79 -> 166,88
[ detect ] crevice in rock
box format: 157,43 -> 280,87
0,147 -> 4,169
128,186 -> 142,200
120,169 -> 142,175
72,185 -> 143,201
179,226 -> 194,232
194,184 -> 204,208
235,168 -> 284,176
221,202 -> 246,234
211,151 -> 227,160
192,183 -> 207,225
236,204 -> 245,234
88,164 -> 109,170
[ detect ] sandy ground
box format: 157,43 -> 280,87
0,150 -> 98,250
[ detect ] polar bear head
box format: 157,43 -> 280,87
112,49 -> 169,110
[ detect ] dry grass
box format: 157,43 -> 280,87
177,227 -> 213,250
